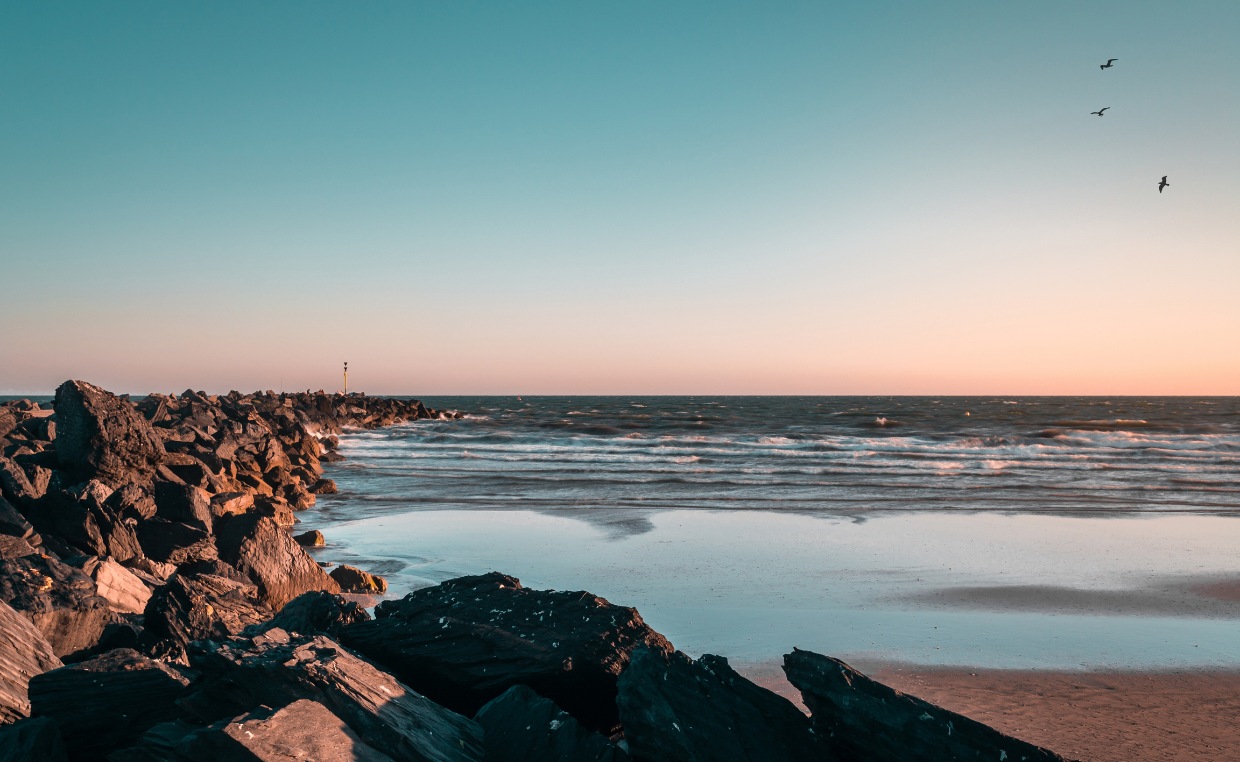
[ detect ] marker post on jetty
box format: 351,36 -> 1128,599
344,362 -> 348,395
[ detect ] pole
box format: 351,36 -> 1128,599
344,362 -> 348,395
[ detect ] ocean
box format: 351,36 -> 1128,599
306,396 -> 1240,671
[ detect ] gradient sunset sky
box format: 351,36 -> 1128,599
2,2 -> 1237,395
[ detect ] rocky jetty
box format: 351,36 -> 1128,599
0,381 -> 1081,761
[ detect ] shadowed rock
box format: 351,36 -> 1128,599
140,573 -> 272,657
216,514 -> 338,611
0,495 -> 37,542
243,590 -> 371,639
0,535 -> 38,559
174,699 -> 394,762
0,716 -> 67,762
153,483 -> 212,532
294,529 -> 325,547
0,599 -> 62,724
136,519 -> 217,566
54,381 -> 166,488
338,572 -> 673,733
475,684 -> 629,762
178,632 -> 484,762
0,554 -> 112,658
29,648 -> 193,761
782,648 -> 1076,762
617,647 -> 825,762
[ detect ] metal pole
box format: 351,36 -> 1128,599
344,362 -> 348,395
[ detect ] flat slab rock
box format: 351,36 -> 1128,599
29,648 -> 193,762
339,571 -> 673,733
475,684 -> 629,762
617,647 -> 826,762
179,631 -> 484,762
0,716 -> 67,762
0,599 -> 62,724
0,553 -> 113,658
782,649 -> 1077,762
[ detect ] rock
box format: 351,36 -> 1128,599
474,684 -> 629,762
0,457 -> 38,506
321,450 -> 347,463
330,564 -> 387,593
216,514 -> 338,611
29,649 -> 193,761
208,492 -> 252,521
29,484 -> 141,562
152,483 -> 211,532
0,554 -> 112,658
136,519 -> 218,566
310,478 -> 338,494
251,496 -> 296,528
782,649 -> 1075,762
0,494 -> 36,540
140,573 -> 272,656
54,381 -> 166,488
338,572 -> 673,733
0,716 -> 67,762
102,719 -> 198,762
83,557 -> 152,614
243,590 -> 371,639
106,484 -> 158,521
293,529 -> 325,546
174,699 -> 395,762
0,535 -> 38,559
616,647 -> 824,762
179,633 -> 485,762
0,409 -> 15,440
124,555 -> 177,580
0,599 -> 62,723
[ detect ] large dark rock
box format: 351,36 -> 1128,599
0,716 -> 67,762
338,572 -> 673,733
29,648 -> 193,761
0,554 -> 112,658
54,381 -> 166,488
215,514 -> 338,611
0,599 -> 62,724
243,589 -> 370,639
0,457 -> 39,507
174,699 -> 395,762
152,483 -> 211,532
29,482 -> 141,561
178,632 -> 485,762
0,494 -> 36,541
136,518 -> 218,566
474,684 -> 629,762
783,649 -> 1076,762
140,573 -> 272,657
617,647 -> 825,762
0,535 -> 38,559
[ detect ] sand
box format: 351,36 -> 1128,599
739,663 -> 1240,761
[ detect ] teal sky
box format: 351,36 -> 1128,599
2,2 -> 1237,395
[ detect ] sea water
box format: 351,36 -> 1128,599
301,396 -> 1240,670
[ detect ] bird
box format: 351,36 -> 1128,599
1091,107 -> 1110,116
1100,58 -> 1118,70
1158,176 -> 1169,193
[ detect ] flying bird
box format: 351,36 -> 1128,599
1091,107 -> 1110,116
1100,59 -> 1118,70
1158,176 -> 1169,193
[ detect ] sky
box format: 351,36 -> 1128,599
1,1 -> 1237,396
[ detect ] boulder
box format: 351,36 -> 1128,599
243,590 -> 371,639
174,699 -> 395,762
0,716 -> 67,762
106,484 -> 157,521
0,554 -> 112,658
53,381 -> 166,488
782,649 -> 1075,762
100,719 -> 198,762
251,496 -> 296,528
616,647 -> 825,762
330,564 -> 387,593
216,514 -> 338,611
152,483 -> 211,532
293,529 -> 325,547
0,599 -> 62,724
474,684 -> 629,762
208,492 -> 252,521
178,633 -> 485,762
0,535 -> 38,559
338,572 -> 673,733
140,573 -> 272,656
0,457 -> 38,506
29,649 -> 193,761
124,555 -> 177,580
29,484 -> 141,562
80,557 -> 152,614
0,494 -> 36,540
136,519 -> 217,566
310,478 -> 338,494
0,409 -> 15,440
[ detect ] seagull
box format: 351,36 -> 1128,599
1158,176 -> 1169,193
1091,107 -> 1110,116
1100,59 -> 1118,70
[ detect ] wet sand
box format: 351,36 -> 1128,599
738,662 -> 1240,761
